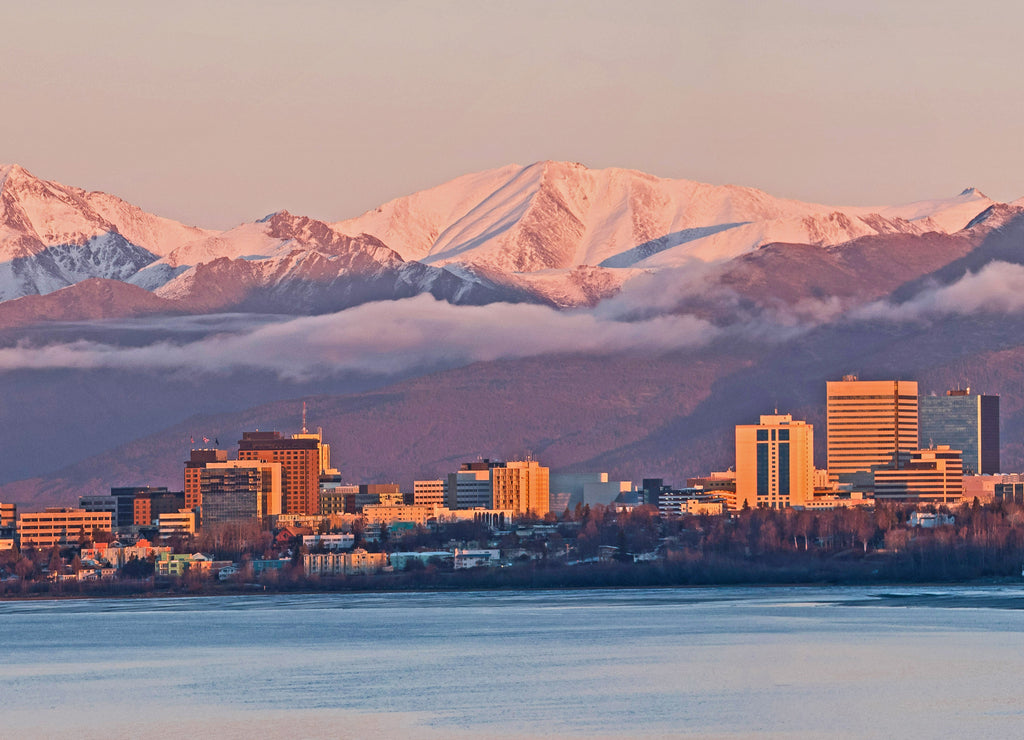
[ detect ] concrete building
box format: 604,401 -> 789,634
361,503 -> 437,528
184,449 -> 229,514
687,471 -> 737,511
549,472 -> 617,511
658,488 -> 728,517
204,460 -> 282,521
447,462 -> 498,509
158,509 -> 196,539
919,389 -> 1000,475
454,548 -> 501,569
133,490 -> 187,527
583,480 -> 633,507
304,548 -> 387,576
736,414 -> 814,510
0,501 -> 16,527
199,466 -> 268,524
873,446 -> 964,504
302,533 -> 355,551
17,508 -> 113,549
413,480 -> 446,507
492,460 -> 550,518
826,376 -> 919,486
319,484 -> 359,515
238,431 -> 323,516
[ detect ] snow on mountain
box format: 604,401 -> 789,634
333,164 -> 524,262
0,161 -> 1006,312
335,161 -> 997,273
154,214 -> 538,314
0,163 -> 210,258
0,164 -> 212,300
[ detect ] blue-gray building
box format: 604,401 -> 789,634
919,390 -> 999,475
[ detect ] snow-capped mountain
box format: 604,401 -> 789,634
0,164 -> 211,300
0,161 -> 1009,312
335,161 -> 996,272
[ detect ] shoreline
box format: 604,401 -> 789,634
3,573 -> 1022,604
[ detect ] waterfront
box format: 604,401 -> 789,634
3,586 -> 1023,738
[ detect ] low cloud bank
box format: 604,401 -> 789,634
853,261 -> 1024,322
0,295 -> 718,380
5,260 -> 1020,380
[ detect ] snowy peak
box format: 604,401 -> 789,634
0,163 -> 211,258
335,160 -> 1001,273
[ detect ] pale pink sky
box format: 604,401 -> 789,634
1,1 -> 1022,229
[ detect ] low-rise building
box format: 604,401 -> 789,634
454,548 -> 500,569
874,446 -> 964,505
158,509 -> 196,540
361,503 -> 435,528
0,501 -> 16,527
304,548 -> 387,576
388,551 -> 453,569
18,508 -> 113,549
658,488 -> 728,517
302,533 -> 355,551
413,480 -> 445,507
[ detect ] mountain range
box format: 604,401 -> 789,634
1,161 -> 1023,508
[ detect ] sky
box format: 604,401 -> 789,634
1,0 -> 1023,229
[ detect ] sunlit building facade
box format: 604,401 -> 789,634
735,414 -> 814,510
826,377 -> 918,486
873,446 -> 964,504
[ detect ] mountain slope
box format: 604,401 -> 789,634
0,278 -> 183,329
336,161 -> 996,272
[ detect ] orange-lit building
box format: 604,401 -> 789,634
133,490 -> 187,527
491,460 -> 550,518
827,376 -> 918,486
735,414 -> 814,510
874,446 -> 964,505
17,508 -> 113,549
0,501 -> 16,527
238,431 -> 324,516
184,449 -> 228,513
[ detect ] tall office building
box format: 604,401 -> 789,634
201,467 -> 265,524
185,449 -> 229,513
446,461 -> 501,509
826,376 -> 918,485
919,389 -> 999,475
492,460 -> 550,518
735,414 -> 814,510
446,459 -> 550,516
238,431 -> 323,516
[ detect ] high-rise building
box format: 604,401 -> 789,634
873,446 -> 964,504
446,461 -> 500,509
133,490 -> 187,527
826,376 -> 918,485
919,389 -> 999,475
184,449 -> 229,513
446,459 -> 550,516
492,460 -> 550,517
201,467 -> 264,524
238,431 -> 323,515
735,414 -> 814,510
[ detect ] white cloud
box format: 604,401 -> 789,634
852,261 -> 1024,322
0,295 -> 719,380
